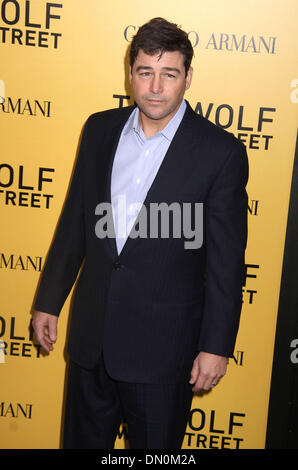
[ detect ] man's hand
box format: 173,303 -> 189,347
189,351 -> 227,392
32,310 -> 58,353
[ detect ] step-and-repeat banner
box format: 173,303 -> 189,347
0,0 -> 297,449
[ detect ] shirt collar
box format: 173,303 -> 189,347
123,99 -> 186,141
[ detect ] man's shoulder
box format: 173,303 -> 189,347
85,105 -> 135,129
186,103 -> 243,151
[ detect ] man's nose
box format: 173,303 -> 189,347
150,75 -> 163,94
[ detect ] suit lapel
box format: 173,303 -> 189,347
96,106 -> 135,260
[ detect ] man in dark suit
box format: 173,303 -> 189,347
32,17 -> 248,449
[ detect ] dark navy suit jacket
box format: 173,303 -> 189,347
34,101 -> 248,384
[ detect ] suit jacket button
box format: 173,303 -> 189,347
113,260 -> 123,270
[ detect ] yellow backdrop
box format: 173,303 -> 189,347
0,0 -> 297,449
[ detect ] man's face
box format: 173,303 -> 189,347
129,49 -> 193,127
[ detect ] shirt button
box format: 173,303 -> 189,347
136,177 -> 141,184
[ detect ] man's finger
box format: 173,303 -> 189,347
48,317 -> 57,343
189,359 -> 200,384
191,372 -> 207,391
192,373 -> 218,392
32,311 -> 58,353
37,334 -> 53,352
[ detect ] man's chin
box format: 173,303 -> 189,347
144,112 -> 167,121
139,106 -> 172,122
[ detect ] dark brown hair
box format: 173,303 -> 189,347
129,17 -> 194,76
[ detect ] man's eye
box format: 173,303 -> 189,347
165,73 -> 175,78
140,72 -> 151,77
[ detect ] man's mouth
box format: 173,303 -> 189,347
146,98 -> 165,104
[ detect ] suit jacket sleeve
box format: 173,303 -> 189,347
197,140 -> 249,357
33,120 -> 89,316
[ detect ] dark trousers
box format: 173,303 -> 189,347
62,352 -> 194,449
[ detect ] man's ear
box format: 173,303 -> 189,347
185,66 -> 193,90
129,66 -> 132,84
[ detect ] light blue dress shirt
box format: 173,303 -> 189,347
111,99 -> 186,254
